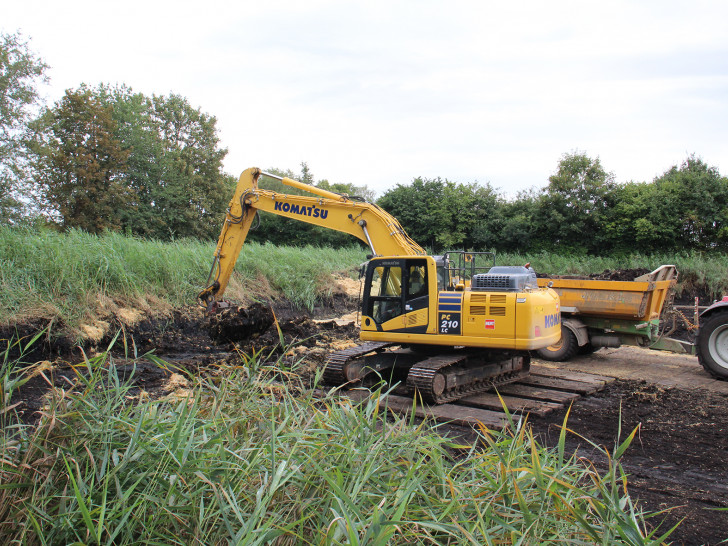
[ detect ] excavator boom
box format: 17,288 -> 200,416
199,167 -> 424,307
200,166 -> 561,404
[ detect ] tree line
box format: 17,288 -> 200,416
379,152 -> 728,255
2,31 -> 727,254
2,32 -> 233,240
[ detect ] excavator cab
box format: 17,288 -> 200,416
361,257 -> 433,333
361,253 -> 561,352
354,252 -> 561,403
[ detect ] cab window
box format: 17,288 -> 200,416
407,264 -> 427,300
368,265 -> 403,323
370,266 -> 402,297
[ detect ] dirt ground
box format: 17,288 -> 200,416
5,291 -> 728,545
528,350 -> 728,545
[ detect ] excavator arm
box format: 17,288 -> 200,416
198,167 -> 425,309
199,167 -> 562,405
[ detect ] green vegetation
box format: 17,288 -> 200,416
0,340 -> 674,544
0,226 -> 366,330
30,84 -> 234,240
377,176 -> 502,251
0,31 -> 48,223
495,251 -> 728,299
378,153 -> 728,255
3,226 -> 728,335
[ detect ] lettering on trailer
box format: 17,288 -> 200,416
274,201 -> 329,219
545,313 -> 561,328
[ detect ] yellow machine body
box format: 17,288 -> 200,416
358,256 -> 561,350
200,167 -> 561,354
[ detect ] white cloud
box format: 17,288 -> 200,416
4,0 -> 728,195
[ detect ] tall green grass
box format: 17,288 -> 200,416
0,339 -> 675,544
0,226 -> 366,329
3,225 -> 727,336
497,250 -> 728,299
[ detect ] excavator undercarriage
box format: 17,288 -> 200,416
323,342 -> 530,404
201,167 -> 561,405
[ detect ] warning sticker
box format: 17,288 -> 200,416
485,319 -> 495,330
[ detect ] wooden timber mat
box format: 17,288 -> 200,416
328,365 -> 616,430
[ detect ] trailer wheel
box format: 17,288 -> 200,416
697,311 -> 728,379
535,326 -> 578,361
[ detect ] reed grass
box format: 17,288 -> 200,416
0,336 -> 676,545
497,250 -> 728,299
3,225 -> 727,336
0,226 -> 366,330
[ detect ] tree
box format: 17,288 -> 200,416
97,84 -> 164,236
597,181 -> 650,253
299,161 -> 314,185
539,151 -> 616,253
0,32 -> 48,222
34,85 -> 233,239
498,189 -> 541,253
377,177 -> 506,253
377,177 -> 447,250
34,87 -> 130,233
439,180 -> 505,251
648,156 -> 728,251
140,93 -> 231,239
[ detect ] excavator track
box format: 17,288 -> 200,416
323,342 -> 398,385
324,343 -> 530,404
406,353 -> 531,404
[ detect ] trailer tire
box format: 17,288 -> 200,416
697,311 -> 728,379
535,326 -> 578,361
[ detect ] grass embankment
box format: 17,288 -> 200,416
3,225 -> 728,337
0,227 -> 366,333
498,251 -> 728,298
0,343 -> 673,544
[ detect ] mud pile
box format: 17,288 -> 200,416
208,303 -> 276,343
587,268 -> 651,281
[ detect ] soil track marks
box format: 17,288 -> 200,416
527,374 -> 728,545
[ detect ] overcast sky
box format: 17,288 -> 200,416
4,0 -> 728,196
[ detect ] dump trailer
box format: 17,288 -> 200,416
534,265 -> 728,380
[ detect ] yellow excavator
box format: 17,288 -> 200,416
199,167 -> 561,403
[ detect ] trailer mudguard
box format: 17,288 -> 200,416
563,317 -> 590,347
